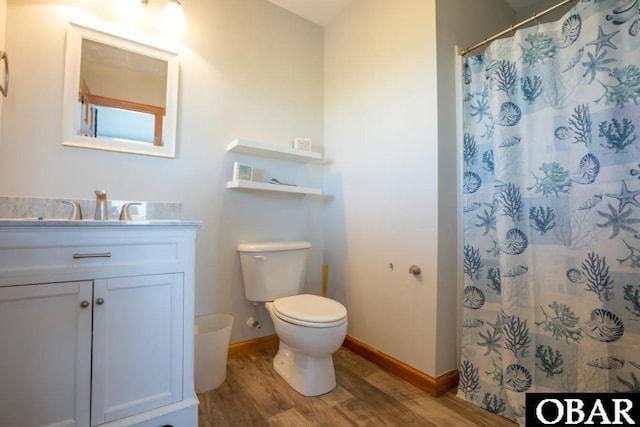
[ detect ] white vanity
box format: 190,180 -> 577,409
0,220 -> 200,427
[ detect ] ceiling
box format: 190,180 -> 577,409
266,0 -> 542,27
266,0 -> 353,27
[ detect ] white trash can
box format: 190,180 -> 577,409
194,313 -> 234,393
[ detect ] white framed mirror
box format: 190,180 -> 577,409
62,23 -> 179,158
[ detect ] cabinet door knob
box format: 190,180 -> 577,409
80,300 -> 90,308
95,297 -> 105,305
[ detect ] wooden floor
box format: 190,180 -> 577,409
197,347 -> 517,426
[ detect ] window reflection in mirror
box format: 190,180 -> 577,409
63,23 -> 179,158
79,38 -> 167,145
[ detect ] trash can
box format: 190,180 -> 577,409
194,313 -> 234,393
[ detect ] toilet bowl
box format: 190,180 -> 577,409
237,241 -> 348,396
265,294 -> 347,396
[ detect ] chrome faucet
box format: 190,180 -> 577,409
94,190 -> 108,220
56,199 -> 83,220
119,202 -> 142,220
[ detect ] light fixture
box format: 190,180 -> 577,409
113,0 -> 186,34
162,0 -> 186,34
114,0 -> 145,17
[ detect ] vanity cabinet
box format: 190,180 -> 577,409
0,280 -> 92,427
0,222 -> 200,427
90,274 -> 183,426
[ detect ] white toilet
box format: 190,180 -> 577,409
237,241 -> 348,396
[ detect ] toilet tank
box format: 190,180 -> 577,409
237,241 -> 311,302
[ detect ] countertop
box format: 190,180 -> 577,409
0,219 -> 201,227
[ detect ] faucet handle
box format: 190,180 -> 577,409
56,200 -> 83,220
119,202 -> 142,221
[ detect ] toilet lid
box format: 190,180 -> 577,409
273,294 -> 347,327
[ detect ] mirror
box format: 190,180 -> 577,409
62,23 -> 179,158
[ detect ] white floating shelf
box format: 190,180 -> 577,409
227,180 -> 322,195
226,138 -> 321,162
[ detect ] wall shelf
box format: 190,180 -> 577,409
226,180 -> 321,195
226,138 -> 322,162
226,138 -> 323,196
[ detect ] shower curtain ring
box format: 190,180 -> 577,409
510,25 -> 515,37
534,13 -> 540,28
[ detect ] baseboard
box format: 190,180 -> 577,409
226,334 -> 459,397
227,334 -> 279,359
342,335 -> 459,397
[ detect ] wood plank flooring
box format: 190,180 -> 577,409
197,347 -> 517,426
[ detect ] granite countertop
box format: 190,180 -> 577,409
0,219 -> 201,227
0,196 -> 193,227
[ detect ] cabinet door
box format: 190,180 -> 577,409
0,281 -> 93,427
91,273 -> 184,426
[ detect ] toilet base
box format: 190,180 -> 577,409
272,342 -> 337,396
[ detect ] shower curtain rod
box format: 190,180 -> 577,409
459,0 -> 576,56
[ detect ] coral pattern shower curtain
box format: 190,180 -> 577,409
459,0 -> 640,423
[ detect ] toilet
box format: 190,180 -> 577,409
237,241 -> 348,396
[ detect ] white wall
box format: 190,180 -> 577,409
323,0 -> 514,378
0,0 -> 324,344
324,0 -> 441,375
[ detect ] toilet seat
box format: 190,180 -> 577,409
273,294 -> 347,328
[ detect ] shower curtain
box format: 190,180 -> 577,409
459,0 -> 640,424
